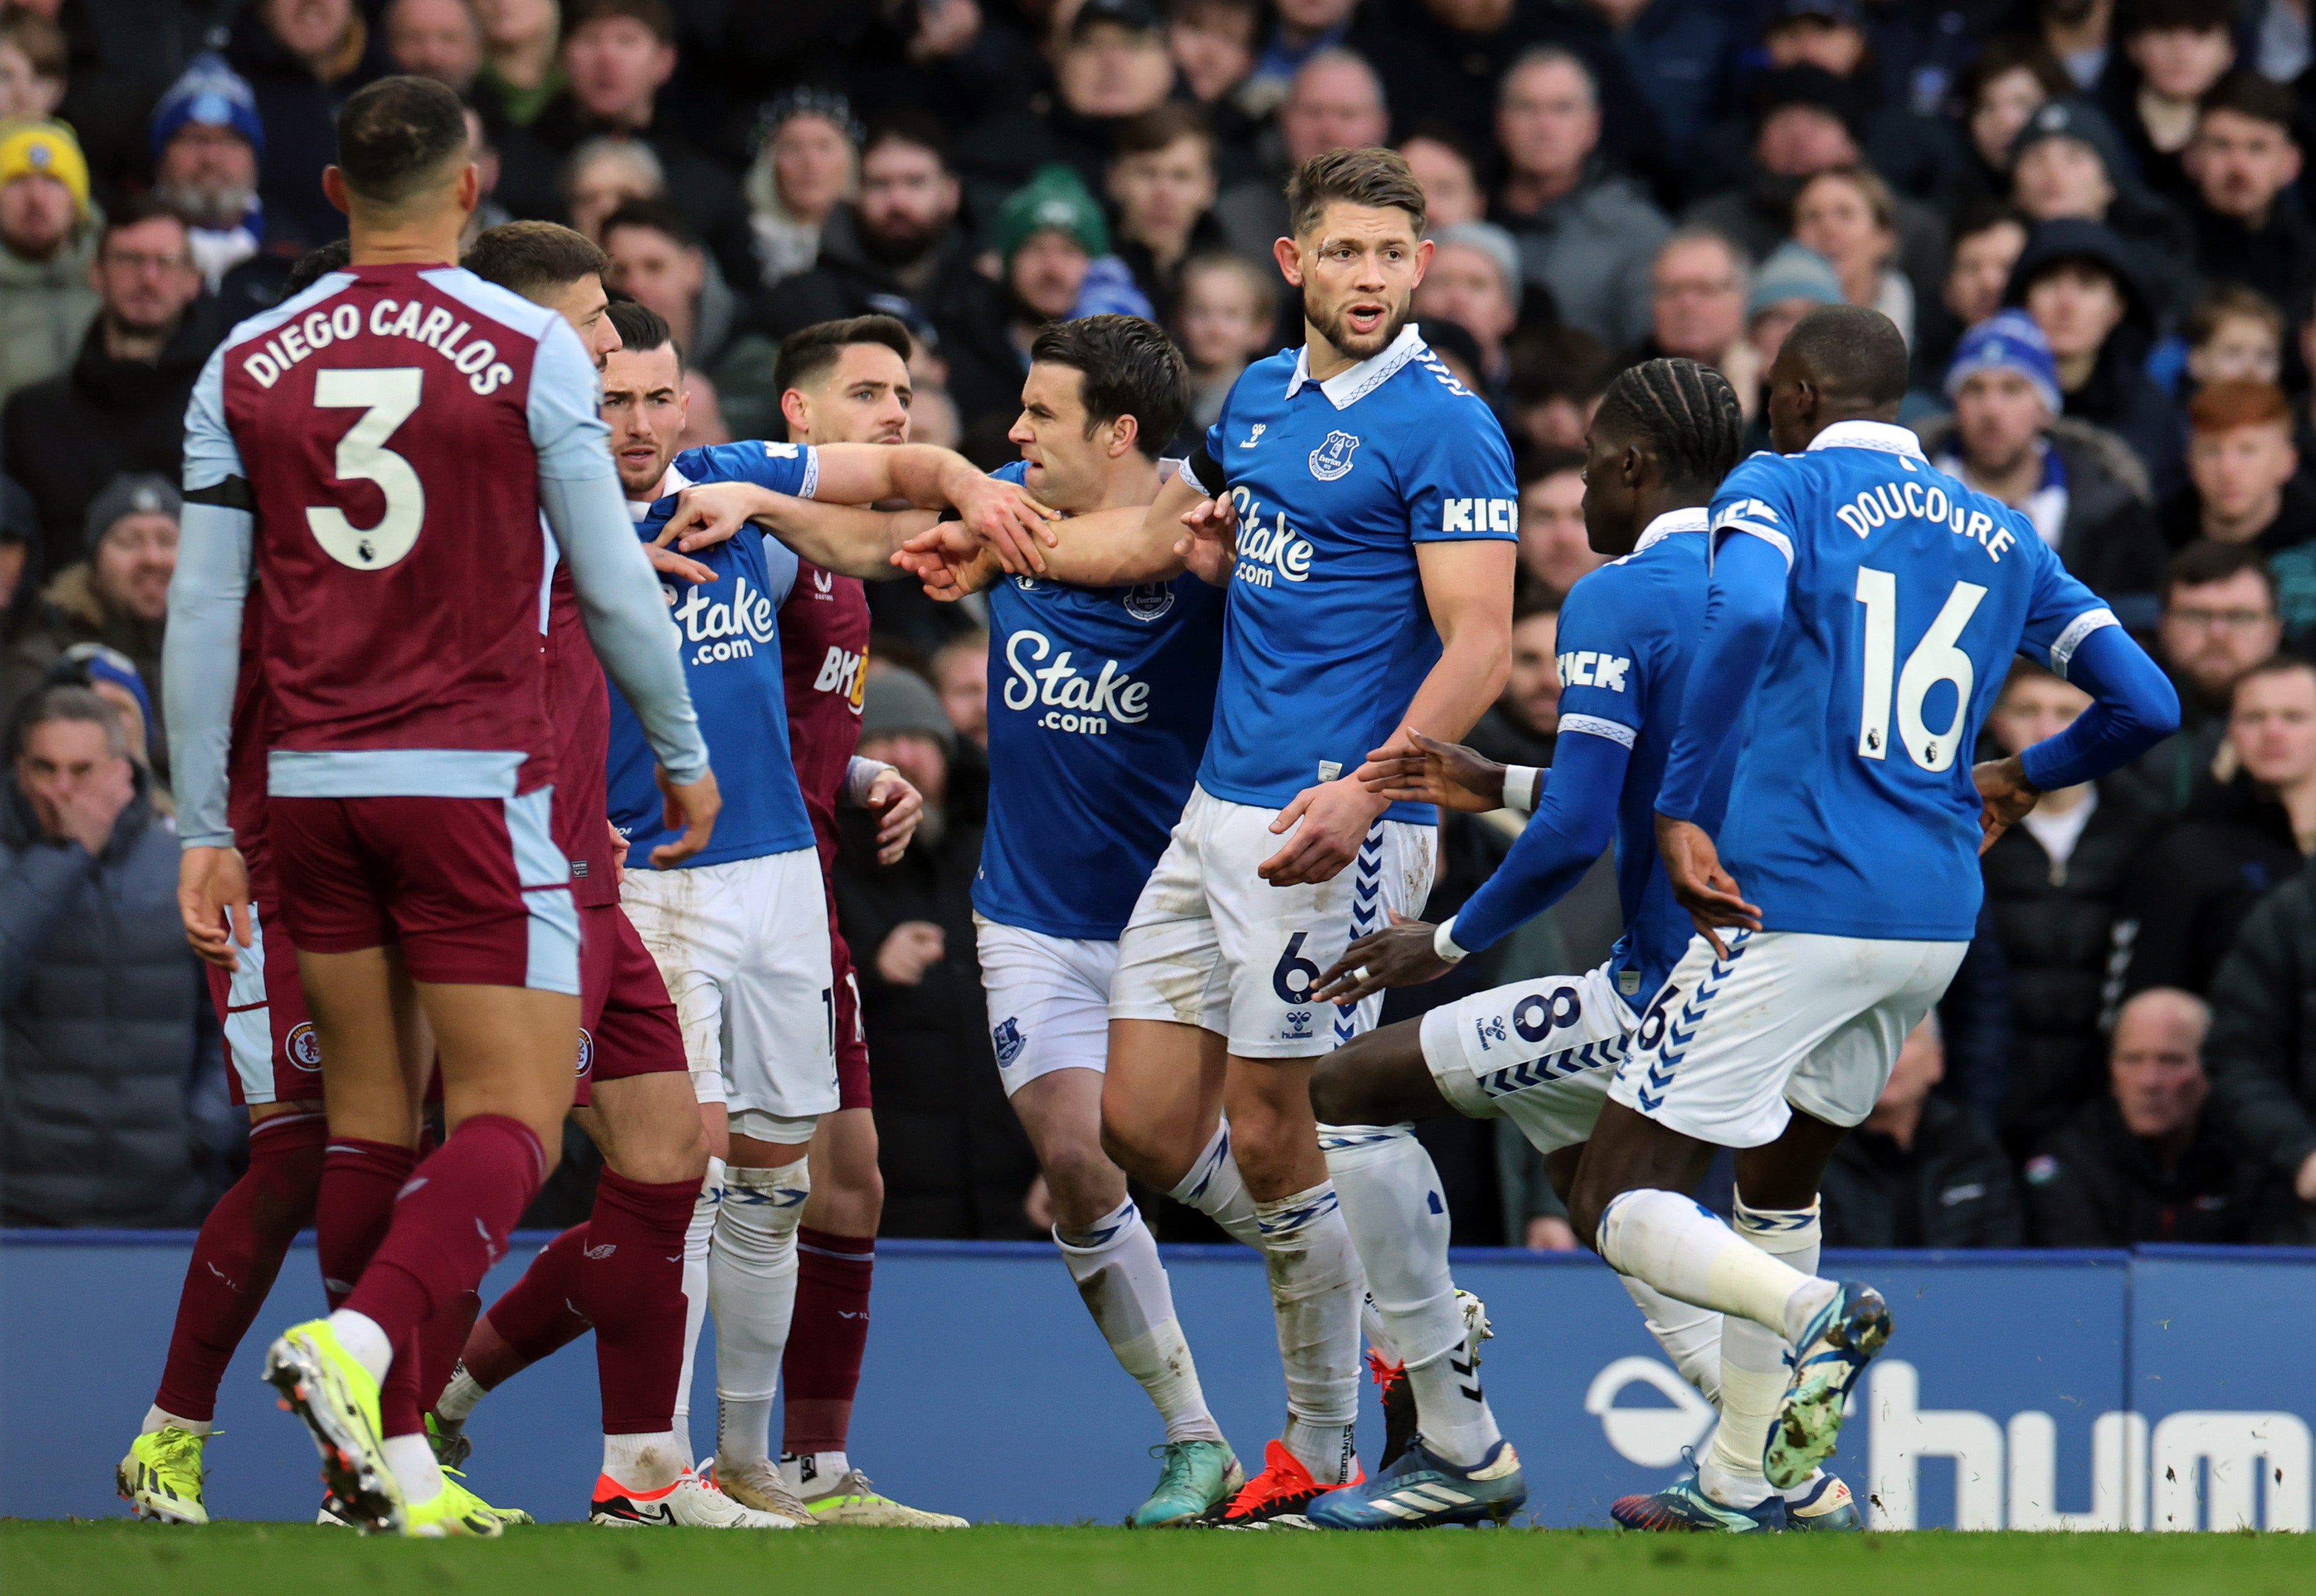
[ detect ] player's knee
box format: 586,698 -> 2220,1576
1307,1055 -> 1362,1128
1564,1179 -> 1611,1256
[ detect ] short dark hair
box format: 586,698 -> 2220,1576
1027,314 -> 1189,460
774,315 -> 914,401
1957,35 -> 2073,108
11,684 -> 124,761
2186,281 -> 2284,346
284,237 -> 353,295
2199,71 -> 2299,139
600,195 -> 693,250
1516,444 -> 1587,486
862,109 -> 950,170
1951,198 -> 2031,250
1509,323 -> 1617,405
1593,358 -> 1746,489
1513,584 -> 1559,623
99,196 -> 187,254
463,220 -> 610,300
335,75 -> 469,206
2118,0 -> 2232,38
2165,539 -> 2277,608
564,0 -> 675,44
607,298 -> 680,373
1781,304 -> 1911,407
1287,145 -> 1426,239
1114,103 -> 1213,162
2233,651 -> 2316,702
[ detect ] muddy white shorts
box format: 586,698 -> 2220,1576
1609,929 -> 1968,1147
1421,962 -> 1637,1155
1110,785 -> 1436,1058
974,914 -> 1117,1097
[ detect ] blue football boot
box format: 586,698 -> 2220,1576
1306,1437 -> 1526,1529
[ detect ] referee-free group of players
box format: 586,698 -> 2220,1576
116,71 -> 2183,1538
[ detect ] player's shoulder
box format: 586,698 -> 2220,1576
673,439 -> 811,484
1389,334 -> 1499,416
1565,547 -> 1681,649
217,270 -> 359,354
417,265 -> 565,340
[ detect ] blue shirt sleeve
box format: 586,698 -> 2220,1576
1401,397 -> 1520,544
1656,529 -> 1789,822
674,441 -> 819,497
1454,726 -> 1630,950
2014,528 -> 2121,675
1551,574 -> 1650,747
2017,624 -> 2180,791
1707,452 -> 1803,571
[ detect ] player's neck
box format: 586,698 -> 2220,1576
1080,453 -> 1161,514
1631,486 -> 1712,538
346,207 -> 467,269
1302,323 -> 1380,384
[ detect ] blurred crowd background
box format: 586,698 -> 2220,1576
9,0 -> 2316,1253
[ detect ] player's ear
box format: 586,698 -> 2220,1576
780,388 -> 809,435
322,166 -> 350,217
1108,413 -> 1139,460
1272,235 -> 1304,289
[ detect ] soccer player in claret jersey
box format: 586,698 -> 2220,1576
908,146 -> 1518,1524
166,77 -> 719,1538
1560,306 -> 2179,1530
1291,359 -> 1850,1531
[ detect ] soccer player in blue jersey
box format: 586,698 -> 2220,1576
904,146 -> 1519,1522
1290,359 -> 1853,1532
1558,306 -> 2180,1531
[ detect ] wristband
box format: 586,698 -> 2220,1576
1433,917 -> 1471,964
844,756 -> 894,805
1502,765 -> 1542,815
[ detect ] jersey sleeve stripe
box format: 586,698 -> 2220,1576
1559,712 -> 1638,749
1723,520 -> 1793,567
2048,607 -> 2120,677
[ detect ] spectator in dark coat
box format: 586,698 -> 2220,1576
2203,853 -> 2316,1241
2122,654 -> 2316,995
2125,541 -> 2281,811
2181,73 -> 2314,315
836,670 -> 1037,1240
1,687 -> 203,1227
2,200 -> 213,581
1821,1016 -> 2026,1248
226,0 -> 395,246
1911,201 -> 2032,398
2026,988 -> 2267,1244
2007,99 -> 2196,320
1978,660 -> 2165,1156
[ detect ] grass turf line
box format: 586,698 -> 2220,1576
6,1523 -> 2315,1596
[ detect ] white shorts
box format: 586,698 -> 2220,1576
1420,963 -> 1637,1155
974,914 -> 1117,1097
1111,785 -> 1436,1059
620,847 -> 838,1138
1609,929 -> 1968,1147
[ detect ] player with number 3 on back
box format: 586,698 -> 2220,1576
1561,304 -> 2178,1531
164,76 -> 716,1538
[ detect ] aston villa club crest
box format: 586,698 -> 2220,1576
287,1022 -> 323,1071
575,1027 -> 595,1076
1309,431 -> 1361,481
993,1016 -> 1026,1066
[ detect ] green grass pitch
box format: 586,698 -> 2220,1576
7,1522 -> 2315,1596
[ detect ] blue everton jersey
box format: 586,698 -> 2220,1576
973,461 -> 1226,940
1199,324 -> 1517,821
1556,511 -> 1741,1001
1708,421 -> 2115,940
606,443 -> 819,869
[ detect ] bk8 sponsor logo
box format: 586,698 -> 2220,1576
1004,628 -> 1150,737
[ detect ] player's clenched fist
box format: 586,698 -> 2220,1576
947,472 -> 1058,573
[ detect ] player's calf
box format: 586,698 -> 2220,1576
1307,1021 -> 1452,1129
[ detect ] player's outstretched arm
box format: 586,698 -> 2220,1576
660,480 -> 941,580
998,470 -> 1215,586
813,443 -> 1058,569
1973,623 -> 2179,851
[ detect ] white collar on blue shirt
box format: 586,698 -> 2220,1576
1805,419 -> 1927,459
1631,505 -> 1710,554
1284,322 -> 1427,410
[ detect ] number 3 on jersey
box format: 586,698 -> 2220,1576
306,367 -> 425,570
1854,566 -> 1987,772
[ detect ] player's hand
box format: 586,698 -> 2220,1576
876,920 -> 945,984
1260,774 -> 1390,887
1971,755 -> 2041,854
2297,1149 -> 2316,1205
1314,912 -> 1450,1004
892,520 -> 986,595
660,480 -> 764,553
1173,493 -> 1238,586
1524,1215 -> 1579,1251
865,768 -> 923,863
178,845 -> 252,971
606,817 -> 630,884
651,767 -> 721,868
948,473 -> 1058,573
1653,813 -> 1760,959
643,542 -> 716,585
1360,728 -> 1505,811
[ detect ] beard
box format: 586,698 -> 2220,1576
153,178 -> 256,231
1306,289 -> 1412,363
859,212 -> 944,268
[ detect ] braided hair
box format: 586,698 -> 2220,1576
1592,357 -> 1744,491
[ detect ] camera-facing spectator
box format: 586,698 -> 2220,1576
1172,252 -> 1274,442
1464,587 -> 1559,768
1791,164 -> 1911,345
2025,0 -> 2116,89
2183,283 -> 2283,391
4,201 -> 212,581
1737,240 -> 1845,443
385,0 -> 483,94
601,195 -> 784,438
995,166 -> 1125,359
1169,0 -> 1261,113
958,0 -> 1177,217
1505,322 -> 1617,451
2007,217 -> 2185,497
2163,380 -> 2316,556
471,0 -> 562,127
2,685 -> 204,1228
145,52 -> 273,292
1976,660 -> 2164,1154
1491,48 -> 1670,355
561,135 -> 660,243
741,89 -> 857,294
931,630 -> 989,752
0,473 -> 178,783
1949,39 -> 2074,213
1107,104 -> 1222,324
2113,0 -> 2237,203
1914,201 -> 2030,392
2009,99 -> 2195,313
1513,446 -> 1600,602
0,11 -> 66,124
1398,124 -> 1483,229
2123,654 -> 2316,995
1414,222 -> 1520,396
226,0 -> 396,247
2180,72 -> 2310,315
1920,312 -> 2164,614
1640,228 -> 1750,380
2025,987 -> 2265,1243
2129,541 -> 2280,810
0,119 -> 96,401
1213,48 -> 1387,267
1820,1014 -> 2025,1247
2202,847 -> 2316,1242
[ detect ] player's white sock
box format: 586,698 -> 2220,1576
1165,1123 -> 1265,1250
673,1160 -> 721,1431
779,1451 -> 849,1495
1253,1177 -> 1363,1484
142,1405 -> 212,1437
1594,1188 -> 1835,1340
1359,1290 -> 1399,1364
1701,1199 -> 1824,1508
324,1309 -> 392,1383
1055,1197 -> 1226,1445
1618,1276 -> 1724,1405
602,1430 -> 687,1493
434,1361 -> 485,1425
1326,1127 -> 1500,1468
382,1431 -> 444,1504
710,1160 -> 810,1465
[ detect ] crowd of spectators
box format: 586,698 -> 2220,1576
12,0 -> 2316,1247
